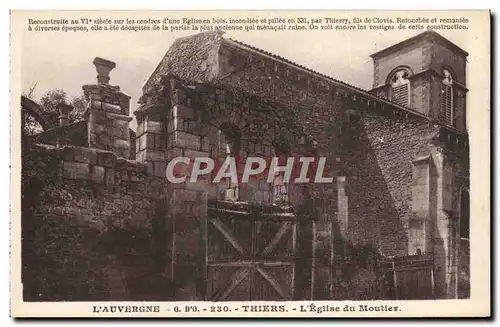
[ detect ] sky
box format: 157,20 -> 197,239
17,10 -> 483,128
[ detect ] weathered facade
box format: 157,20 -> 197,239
21,30 -> 470,301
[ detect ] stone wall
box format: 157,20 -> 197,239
342,107 -> 469,298
137,74 -> 351,299
31,121 -> 88,147
21,144 -> 168,301
372,39 -> 431,89
342,111 -> 437,255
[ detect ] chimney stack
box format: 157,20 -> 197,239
57,102 -> 73,126
83,57 -> 132,159
93,57 -> 116,85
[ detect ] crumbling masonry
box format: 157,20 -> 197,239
21,30 -> 470,301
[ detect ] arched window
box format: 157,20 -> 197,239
440,69 -> 454,125
218,124 -> 241,201
389,68 -> 411,107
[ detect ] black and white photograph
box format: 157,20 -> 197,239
10,9 -> 490,317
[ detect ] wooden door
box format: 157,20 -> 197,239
205,204 -> 296,301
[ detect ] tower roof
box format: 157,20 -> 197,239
370,31 -> 469,59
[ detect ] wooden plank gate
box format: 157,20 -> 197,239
379,254 -> 435,299
205,200 -> 296,301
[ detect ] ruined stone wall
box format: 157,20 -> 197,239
22,144 -> 168,301
31,121 -> 88,147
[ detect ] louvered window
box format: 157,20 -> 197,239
440,69 -> 454,125
390,69 -> 411,107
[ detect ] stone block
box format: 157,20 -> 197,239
167,147 -> 183,161
174,105 -> 196,120
135,138 -> 140,152
167,119 -> 176,134
170,131 -> 201,150
145,119 -> 163,134
139,134 -> 155,150
144,150 -> 166,162
114,138 -> 130,149
89,108 -> 108,122
91,100 -> 102,110
98,151 -> 117,167
91,123 -> 106,135
73,147 -> 98,165
115,147 -> 129,160
137,120 -> 144,137
183,120 -> 202,134
91,165 -> 106,184
102,102 -> 122,114
183,149 -> 209,161
97,133 -> 113,147
153,161 -> 166,178
63,161 -> 90,180
136,150 -> 145,162
111,124 -> 129,139
154,135 -> 164,150
106,112 -> 133,123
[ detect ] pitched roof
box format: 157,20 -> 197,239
221,37 -> 432,119
220,35 -> 467,137
370,30 -> 469,59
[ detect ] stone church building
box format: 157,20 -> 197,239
21,30 -> 470,301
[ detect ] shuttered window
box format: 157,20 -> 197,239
392,83 -> 410,107
440,84 -> 453,124
390,69 -> 411,107
440,69 -> 454,125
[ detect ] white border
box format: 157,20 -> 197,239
4,1 -> 497,325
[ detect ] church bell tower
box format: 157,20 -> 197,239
369,31 -> 468,133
